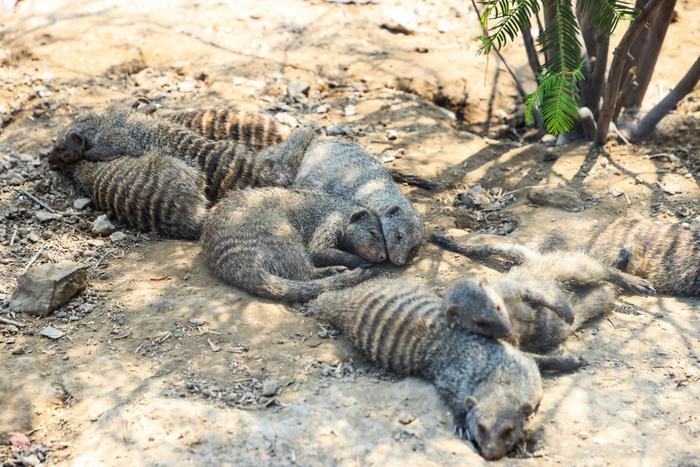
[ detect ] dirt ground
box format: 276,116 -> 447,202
1,0 -> 699,465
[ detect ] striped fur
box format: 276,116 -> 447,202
312,279 -> 445,375
543,216 -> 700,296
157,109 -> 289,150
71,151 -> 208,240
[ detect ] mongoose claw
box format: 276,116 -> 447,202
328,266 -> 349,275
629,277 -> 657,296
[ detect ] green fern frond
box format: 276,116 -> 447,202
537,0 -> 581,73
477,0 -> 541,54
526,67 -> 583,134
577,0 -> 636,35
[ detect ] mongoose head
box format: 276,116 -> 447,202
47,121 -> 94,168
342,209 -> 388,263
256,128 -> 317,186
381,204 -> 424,266
442,279 -> 513,339
464,386 -> 540,461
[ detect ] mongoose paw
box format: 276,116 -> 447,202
627,277 -> 656,296
328,266 -> 349,275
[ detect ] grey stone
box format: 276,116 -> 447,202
344,104 -> 356,117
315,103 -> 330,114
326,124 -> 349,136
92,215 -> 116,236
527,185 -> 585,212
386,129 -> 398,140
40,326 -> 65,340
261,379 -> 280,397
455,185 -> 492,209
35,211 -> 62,222
287,81 -> 310,98
540,134 -> 556,146
8,261 -> 88,316
73,198 -> 92,210
109,231 -> 127,242
274,112 -> 299,128
189,318 -> 206,326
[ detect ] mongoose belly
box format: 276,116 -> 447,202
72,151 -> 208,240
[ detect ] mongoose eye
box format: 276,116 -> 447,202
500,427 -> 514,439
370,230 -> 379,239
496,305 -> 501,312
478,423 -> 488,437
395,232 -> 403,242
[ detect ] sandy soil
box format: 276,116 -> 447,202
1,0 -> 699,465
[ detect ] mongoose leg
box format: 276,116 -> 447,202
531,353 -> 586,373
606,269 -> 656,296
611,247 -> 632,271
309,265 -> 349,279
519,287 -> 575,325
310,249 -> 368,269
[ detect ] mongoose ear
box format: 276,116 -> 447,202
519,403 -> 533,416
464,396 -> 478,410
67,131 -> 86,152
350,209 -> 370,224
385,205 -> 401,217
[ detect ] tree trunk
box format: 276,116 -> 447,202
521,23 -> 540,79
577,4 -> 609,117
629,56 -> 700,141
619,0 -> 677,117
542,0 -> 558,65
620,0 -> 653,82
594,0 -> 665,145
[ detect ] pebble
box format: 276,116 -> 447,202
92,215 -> 116,236
35,211 -> 62,222
287,81 -> 310,98
386,129 -> 398,140
10,346 -> 24,355
73,198 -> 92,210
261,379 -> 281,397
87,239 -> 105,247
39,326 -> 65,340
274,112 -> 300,128
344,105 -> 356,117
326,124 -> 349,136
8,261 -> 88,316
315,103 -> 330,114
27,231 -> 40,243
398,413 -> 415,425
540,134 -> 556,146
189,317 -> 206,326
54,311 -> 67,319
109,231 -> 127,242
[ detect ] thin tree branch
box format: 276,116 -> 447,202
470,0 -> 527,99
628,56 -> 700,141
577,4 -> 610,117
595,0 -> 665,145
620,0 -> 653,82
620,0 -> 677,116
521,23 -> 540,79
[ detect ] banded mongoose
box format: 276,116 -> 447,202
65,151 -> 208,240
151,107 -> 442,190
541,216 -> 700,297
201,187 -> 387,302
434,237 -> 656,353
309,278 -> 543,461
47,110 -> 316,201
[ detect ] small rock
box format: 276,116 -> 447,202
189,317 -> 206,326
10,346 -> 24,355
437,20 -> 455,33
19,455 -> 40,467
87,239 -> 105,247
315,103 -> 330,114
527,185 -> 585,212
178,80 -> 196,93
40,326 -> 65,340
109,231 -> 127,242
344,105 -> 356,117
7,174 -> 25,185
455,185 -> 492,209
609,186 -> 624,197
540,134 -> 557,146
381,155 -> 395,163
326,124 -> 349,136
27,231 -> 41,243
380,9 -> 417,35
54,311 -> 67,319
690,217 -> 700,230
35,211 -> 62,222
8,432 -> 30,447
658,177 -> 683,195
386,129 -> 398,140
398,413 -> 415,425
274,112 -> 300,128
8,261 -> 88,316
287,81 -> 310,98
73,198 -> 92,210
92,215 -> 116,236
261,379 -> 281,397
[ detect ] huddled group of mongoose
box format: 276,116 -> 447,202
47,102 -> 698,460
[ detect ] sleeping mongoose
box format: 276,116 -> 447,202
200,187 -> 387,302
309,278 -> 543,461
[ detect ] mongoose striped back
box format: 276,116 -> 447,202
312,279 -> 446,375
158,109 -> 289,150
72,151 -> 208,240
151,122 -> 272,201
586,216 -> 700,296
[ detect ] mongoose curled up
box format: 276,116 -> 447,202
310,278 -> 543,461
434,237 -> 655,353
542,216 -> 700,297
47,110 -> 315,201
66,151 -> 208,240
201,187 -> 387,302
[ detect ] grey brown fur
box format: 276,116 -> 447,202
310,278 -> 543,461
47,110 -> 315,201
69,151 -> 208,240
201,187 -> 387,302
155,108 -> 290,150
437,239 -> 655,353
541,216 -> 700,297
295,139 -> 425,265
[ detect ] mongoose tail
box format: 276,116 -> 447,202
430,234 -> 536,267
249,267 -> 377,302
389,169 -> 443,190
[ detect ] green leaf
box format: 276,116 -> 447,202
577,0 -> 637,35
